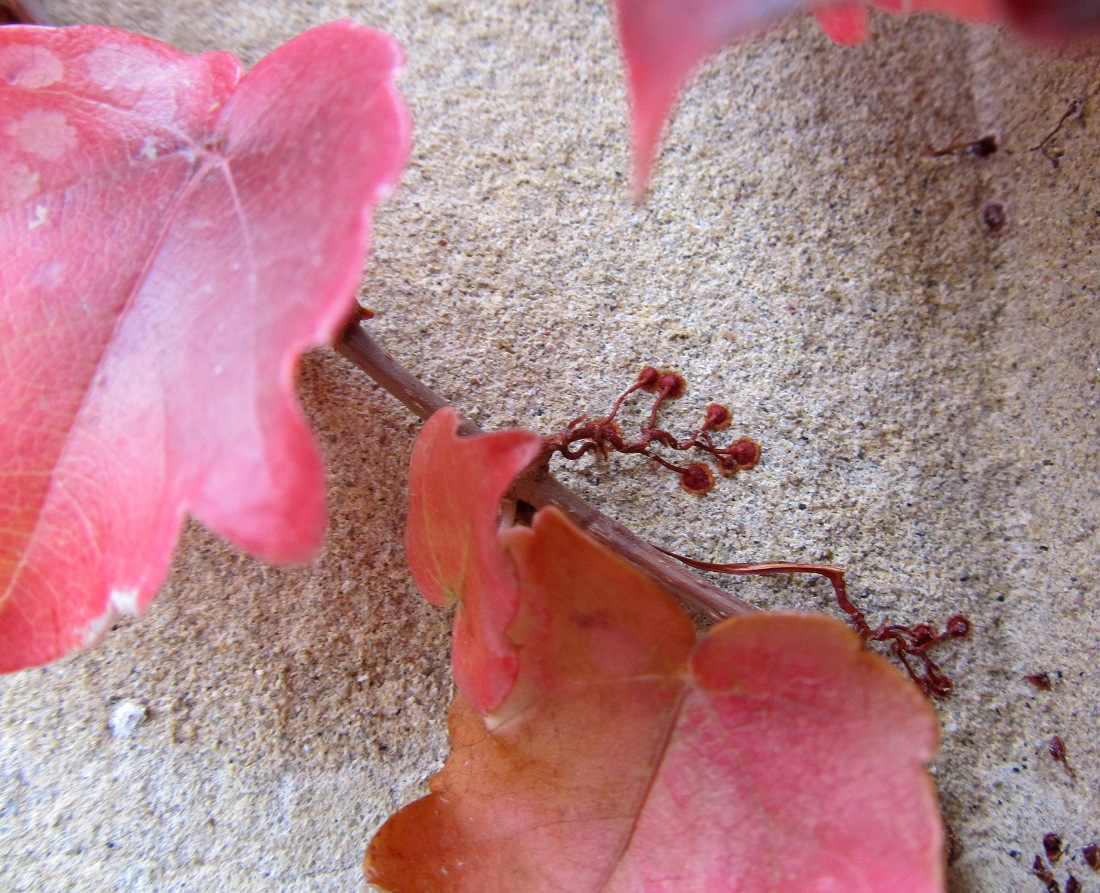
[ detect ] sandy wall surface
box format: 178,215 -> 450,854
1,1 -> 1098,891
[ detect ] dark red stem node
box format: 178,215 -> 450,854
1025,672 -> 1054,690
1033,854 -> 1060,893
1049,735 -> 1076,777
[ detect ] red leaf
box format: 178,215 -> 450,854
0,22 -> 410,671
367,507 -> 944,892
811,2 -> 871,44
613,0 -> 799,198
405,407 -> 542,713
613,0 -> 999,195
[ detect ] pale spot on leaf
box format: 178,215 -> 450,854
27,204 -> 46,230
139,135 -> 159,161
109,587 -> 140,616
83,45 -> 178,122
8,109 -> 77,161
0,156 -> 40,208
0,44 -> 63,89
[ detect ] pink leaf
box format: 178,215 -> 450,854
405,407 -> 542,714
0,21 -> 410,671
366,507 -> 945,892
612,0 -> 806,196
812,2 -> 871,44
613,0 -> 1000,195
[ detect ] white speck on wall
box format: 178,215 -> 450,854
0,45 -> 63,89
108,700 -> 148,738
80,609 -> 114,649
8,110 -> 78,161
28,204 -> 47,230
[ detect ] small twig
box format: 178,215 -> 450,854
1030,99 -> 1084,169
923,132 -> 998,158
336,321 -> 754,619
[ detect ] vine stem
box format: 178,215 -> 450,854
336,322 -> 754,619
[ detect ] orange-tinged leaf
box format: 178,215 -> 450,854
0,22 -> 410,670
368,507 -> 944,893
405,407 -> 542,713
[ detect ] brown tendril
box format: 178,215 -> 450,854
659,552 -> 971,698
541,366 -> 760,495
1049,735 -> 1076,777
923,132 -> 998,158
1030,99 -> 1084,169
1033,854 -> 1060,893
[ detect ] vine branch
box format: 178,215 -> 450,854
337,321 -> 755,619
337,325 -> 970,693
